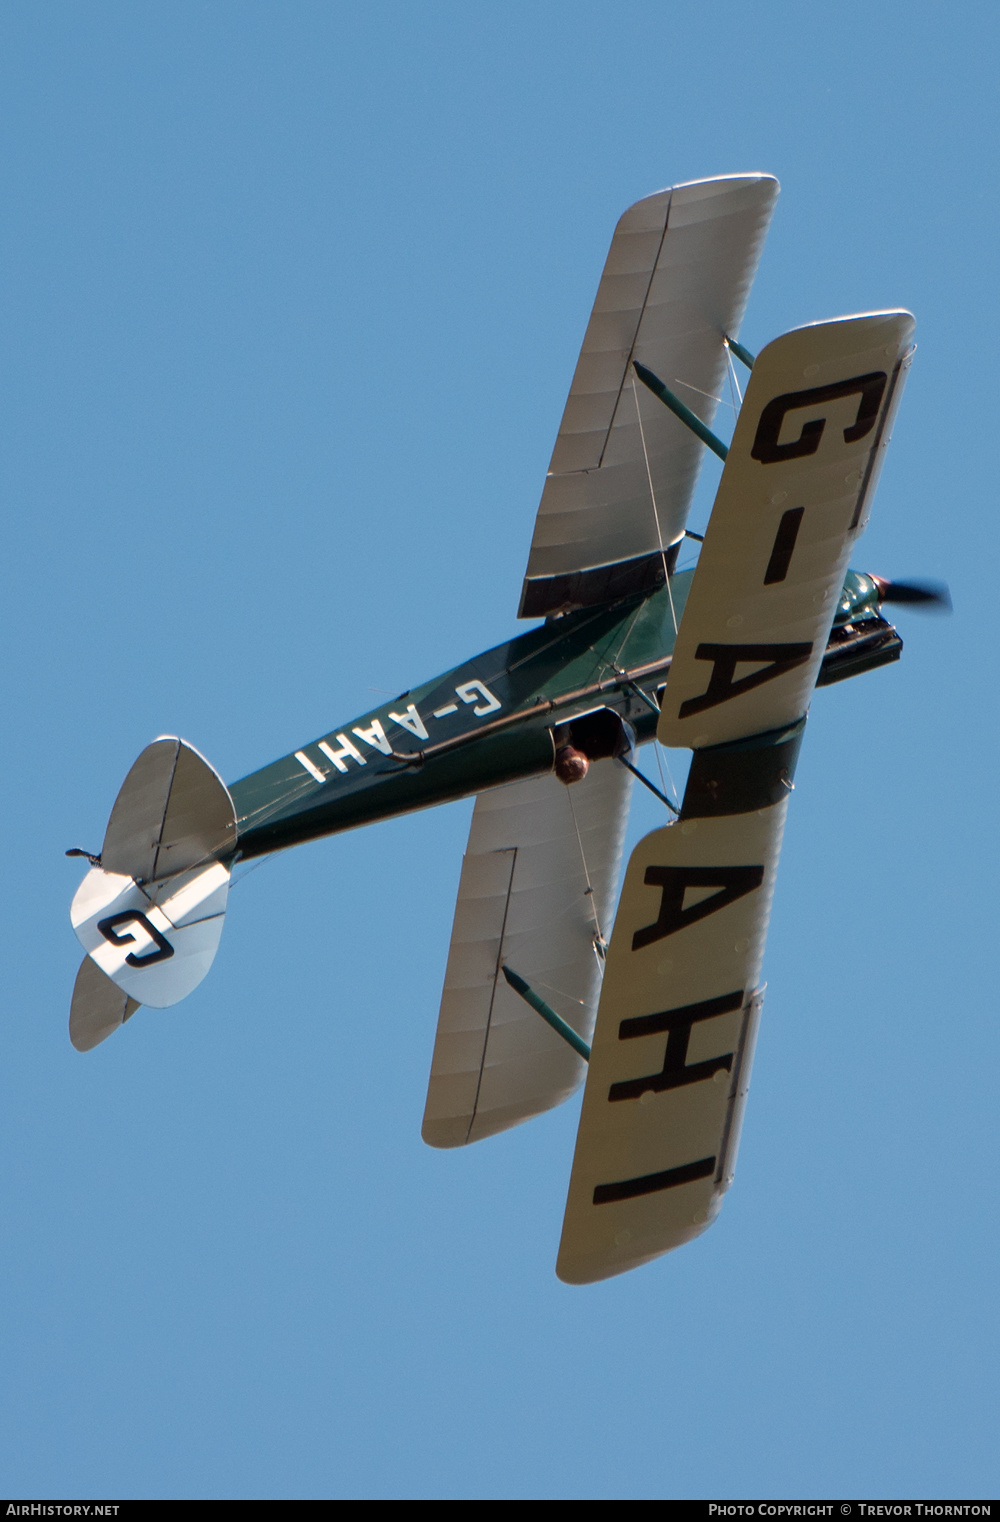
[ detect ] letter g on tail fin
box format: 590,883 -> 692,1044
68,738 -> 237,1043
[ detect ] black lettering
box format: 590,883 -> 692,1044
631,865 -> 764,951
751,371 -> 887,465
593,1156 -> 716,1205
609,990 -> 744,1101
97,911 -> 174,967
763,506 -> 804,584
677,642 -> 813,719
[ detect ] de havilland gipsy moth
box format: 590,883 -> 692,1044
67,173 -> 946,1283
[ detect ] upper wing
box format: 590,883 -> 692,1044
422,756 -> 631,1148
519,174 -> 779,619
658,311 -> 915,748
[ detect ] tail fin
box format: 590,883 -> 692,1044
68,738 -> 236,1045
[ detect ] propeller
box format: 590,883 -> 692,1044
872,576 -> 952,612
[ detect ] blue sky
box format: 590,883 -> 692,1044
2,1 -> 997,1499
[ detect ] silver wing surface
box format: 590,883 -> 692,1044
519,173 -> 779,618
556,801 -> 783,1284
558,310 -> 916,1282
69,955 -> 140,1053
422,758 -> 632,1148
658,310 -> 915,749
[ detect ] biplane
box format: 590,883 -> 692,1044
67,173 -> 944,1283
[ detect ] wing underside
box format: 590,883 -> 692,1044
658,311 -> 916,749
519,173 -> 779,618
422,758 -> 632,1147
556,786 -> 788,1284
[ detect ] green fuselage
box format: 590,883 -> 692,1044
230,576 -> 692,860
229,567 -> 895,862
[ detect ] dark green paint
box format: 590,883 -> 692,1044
230,576 -> 691,859
228,564 -> 899,862
833,569 -> 882,626
682,717 -> 806,818
725,336 -> 756,370
502,967 -> 592,1062
633,361 -> 730,462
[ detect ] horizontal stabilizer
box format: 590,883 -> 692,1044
69,955 -> 140,1052
659,311 -> 915,748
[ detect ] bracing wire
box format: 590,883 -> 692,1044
632,373 -> 679,638
671,377 -> 733,411
566,783 -> 604,948
630,370 -> 688,813
531,976 -> 589,1009
725,341 -> 744,408
652,740 -> 680,813
229,854 -> 274,889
